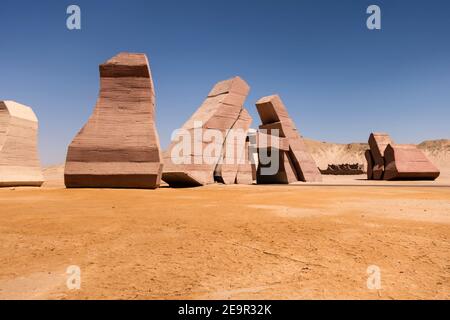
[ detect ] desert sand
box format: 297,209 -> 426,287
0,138 -> 448,300
0,186 -> 449,300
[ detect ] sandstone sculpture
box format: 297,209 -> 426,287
384,144 -> 440,180
255,95 -> 322,184
0,101 -> 44,187
365,132 -> 440,181
365,132 -> 393,180
65,53 -> 163,188
163,77 -> 253,187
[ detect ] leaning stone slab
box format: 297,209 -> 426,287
163,77 -> 251,187
64,53 -> 163,189
0,101 -> 44,187
383,144 -> 440,181
256,132 -> 290,151
256,148 -> 298,184
255,95 -> 321,183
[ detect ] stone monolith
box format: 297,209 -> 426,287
0,101 -> 44,187
64,53 -> 163,188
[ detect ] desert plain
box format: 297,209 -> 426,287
0,139 -> 449,300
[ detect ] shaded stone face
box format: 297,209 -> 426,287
384,144 -> 440,181
366,132 -> 393,180
0,101 -> 44,187
255,95 -> 322,184
368,133 -> 392,163
365,150 -> 374,180
64,52 -> 163,189
162,76 -> 253,187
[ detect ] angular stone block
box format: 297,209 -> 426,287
384,144 -> 440,180
369,133 -> 392,162
255,95 -> 321,183
0,101 -> 44,187
257,149 -> 298,184
163,77 -> 252,187
364,150 -> 374,180
235,138 -> 254,185
368,133 -> 393,180
214,108 -> 253,185
256,132 -> 290,151
64,53 -> 163,189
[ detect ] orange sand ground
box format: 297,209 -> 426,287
0,184 -> 449,300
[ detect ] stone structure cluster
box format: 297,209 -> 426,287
1,53 -> 442,189
365,133 -> 440,181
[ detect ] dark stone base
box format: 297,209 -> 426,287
64,174 -> 160,189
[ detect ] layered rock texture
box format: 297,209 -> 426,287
64,53 -> 163,188
384,144 -> 440,180
365,132 -> 440,181
255,95 -> 322,184
163,77 -> 253,187
0,101 -> 44,187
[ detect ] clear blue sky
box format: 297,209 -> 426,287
1,0 -> 449,165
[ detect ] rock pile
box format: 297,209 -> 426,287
320,163 -> 364,175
